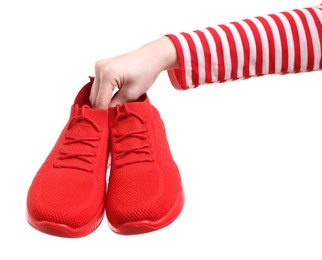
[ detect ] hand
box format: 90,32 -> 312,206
89,36 -> 178,109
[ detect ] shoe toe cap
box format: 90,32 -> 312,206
27,171 -> 104,229
106,165 -> 183,232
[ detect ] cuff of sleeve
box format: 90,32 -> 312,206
165,34 -> 188,90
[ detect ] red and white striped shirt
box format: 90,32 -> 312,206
166,4 -> 322,90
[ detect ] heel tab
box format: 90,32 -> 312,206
89,76 -> 95,82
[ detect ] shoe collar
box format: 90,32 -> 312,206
70,77 -> 108,129
108,93 -> 151,121
73,77 -> 94,107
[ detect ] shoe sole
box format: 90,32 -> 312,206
107,185 -> 185,235
26,201 -> 105,238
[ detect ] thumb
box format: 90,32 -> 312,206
109,86 -> 142,107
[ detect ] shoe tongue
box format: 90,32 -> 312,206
109,94 -> 151,128
119,116 -> 141,134
115,115 -> 145,158
109,95 -> 151,159
69,105 -> 108,135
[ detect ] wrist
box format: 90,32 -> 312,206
157,36 -> 178,71
139,37 -> 178,73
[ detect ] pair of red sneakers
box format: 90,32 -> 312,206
26,77 -> 184,237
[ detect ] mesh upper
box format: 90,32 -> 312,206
26,79 -> 109,235
106,95 -> 183,228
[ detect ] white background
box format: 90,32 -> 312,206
1,0 -> 322,259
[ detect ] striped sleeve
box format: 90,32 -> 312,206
166,4 -> 322,90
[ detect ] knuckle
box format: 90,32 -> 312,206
101,62 -> 116,76
95,60 -> 104,71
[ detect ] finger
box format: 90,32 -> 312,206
94,80 -> 115,109
90,61 -> 103,107
89,77 -> 99,107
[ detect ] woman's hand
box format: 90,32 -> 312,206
90,36 -> 178,109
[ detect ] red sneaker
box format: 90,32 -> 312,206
26,78 -> 109,238
106,94 -> 184,235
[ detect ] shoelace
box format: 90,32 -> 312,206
112,103 -> 153,168
54,105 -> 102,172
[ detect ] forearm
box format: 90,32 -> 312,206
166,3 -> 322,90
